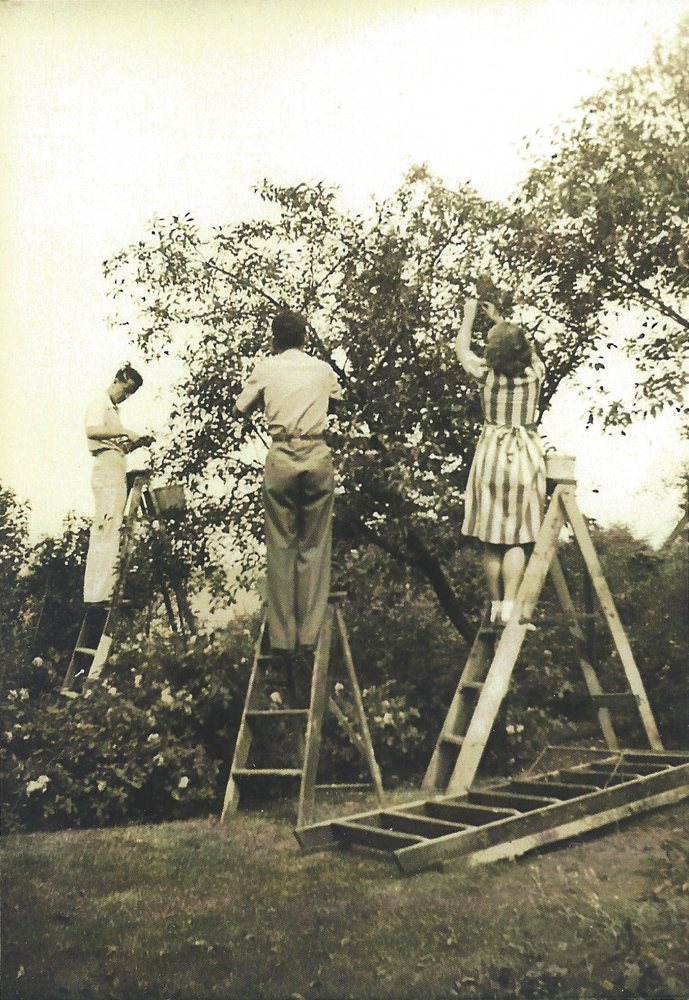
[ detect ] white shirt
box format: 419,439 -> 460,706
235,349 -> 343,437
84,392 -> 126,455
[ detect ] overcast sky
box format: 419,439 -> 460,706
1,0 -> 687,546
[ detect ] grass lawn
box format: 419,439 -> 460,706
3,792 -> 689,1000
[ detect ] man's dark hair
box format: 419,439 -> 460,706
272,311 -> 307,351
484,322 -> 534,378
115,364 -> 143,389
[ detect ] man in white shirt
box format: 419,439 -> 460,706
83,365 -> 153,604
234,311 -> 343,652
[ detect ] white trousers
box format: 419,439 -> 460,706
83,451 -> 127,603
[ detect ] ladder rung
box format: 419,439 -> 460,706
246,709 -> 309,717
331,821 -> 425,850
590,693 -> 639,710
315,783 -> 372,790
74,647 -> 98,656
381,811 -> 468,837
468,790 -> 559,810
427,801 -> 518,824
461,681 -> 484,691
232,768 -> 303,777
440,734 -> 465,747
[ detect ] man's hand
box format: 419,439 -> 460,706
123,431 -> 154,453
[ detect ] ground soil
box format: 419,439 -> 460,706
3,793 -> 689,1000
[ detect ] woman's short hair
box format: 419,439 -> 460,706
484,322 -> 533,377
272,311 -> 307,351
115,364 -> 143,389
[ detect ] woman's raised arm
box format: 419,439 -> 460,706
454,298 -> 486,380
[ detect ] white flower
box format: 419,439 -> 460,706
334,682 -> 344,696
32,657 -> 44,668
506,724 -> 515,735
269,691 -> 283,708
8,690 -> 18,701
160,688 -> 174,707
97,780 -> 106,792
5,731 -> 13,742
19,689 -> 29,701
153,753 -> 165,765
107,687 -> 118,697
516,724 -> 525,734
382,712 -> 393,726
147,733 -> 160,742
134,674 -> 142,688
178,776 -> 189,789
26,774 -> 50,794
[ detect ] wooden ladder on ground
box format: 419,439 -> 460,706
60,472 -> 194,696
422,479 -> 664,798
221,591 -> 384,829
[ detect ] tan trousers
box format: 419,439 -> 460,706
263,440 -> 335,651
83,451 -> 127,603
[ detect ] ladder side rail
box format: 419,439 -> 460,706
334,605 -> 384,803
421,617 -> 493,791
220,611 -> 269,821
297,606 -> 334,828
86,478 -> 148,681
446,487 -> 568,796
60,613 -> 92,693
560,491 -> 664,751
548,556 -> 619,751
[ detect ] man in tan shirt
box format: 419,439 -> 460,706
234,311 -> 343,651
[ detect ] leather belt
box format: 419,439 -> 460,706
271,433 -> 325,442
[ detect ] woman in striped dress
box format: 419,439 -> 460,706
455,298 -> 546,625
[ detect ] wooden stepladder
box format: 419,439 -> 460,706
423,463 -> 664,798
221,591 -> 384,829
61,472 -> 193,696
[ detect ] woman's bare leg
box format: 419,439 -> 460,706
482,543 -> 504,620
500,545 -> 526,622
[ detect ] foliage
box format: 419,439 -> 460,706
509,17 -> 689,424
1,622 -> 254,832
0,486 -> 30,677
104,12 -> 689,635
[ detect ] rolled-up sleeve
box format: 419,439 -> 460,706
235,362 -> 266,415
328,367 -> 343,400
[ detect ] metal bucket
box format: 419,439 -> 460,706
149,484 -> 186,516
545,453 -> 577,484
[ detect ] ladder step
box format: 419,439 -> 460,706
509,780 -> 598,800
74,647 -> 98,656
468,790 -> 560,810
440,734 -> 465,747
315,783 -> 373,791
381,811 -> 468,838
590,693 -> 639,710
461,681 -> 484,691
331,821 -> 425,851
246,709 -> 309,717
232,768 -> 303,777
426,801 -> 519,825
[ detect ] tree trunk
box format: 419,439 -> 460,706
403,528 -> 476,642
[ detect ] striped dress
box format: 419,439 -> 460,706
462,358 -> 546,545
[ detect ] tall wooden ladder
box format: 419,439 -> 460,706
221,591 -> 384,829
60,472 -> 193,696
423,471 -> 664,798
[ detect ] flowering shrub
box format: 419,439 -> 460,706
1,620 -> 256,832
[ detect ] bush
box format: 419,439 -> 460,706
1,621 -> 255,832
